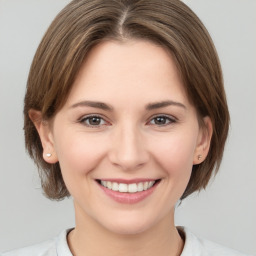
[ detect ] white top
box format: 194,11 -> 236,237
1,227 -> 252,256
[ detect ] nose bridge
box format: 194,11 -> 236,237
109,120 -> 149,170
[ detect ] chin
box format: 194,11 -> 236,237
98,211 -> 160,235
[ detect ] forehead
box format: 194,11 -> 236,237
65,39 -> 189,108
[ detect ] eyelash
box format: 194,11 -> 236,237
148,114 -> 176,126
78,114 -> 177,128
79,114 -> 108,128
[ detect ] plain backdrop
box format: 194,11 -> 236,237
0,0 -> 255,254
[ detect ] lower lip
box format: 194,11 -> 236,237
97,181 -> 160,204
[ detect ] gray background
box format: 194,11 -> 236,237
0,0 -> 255,254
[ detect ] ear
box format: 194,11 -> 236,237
193,116 -> 213,165
29,109 -> 58,164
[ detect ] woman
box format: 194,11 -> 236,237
2,0 -> 252,255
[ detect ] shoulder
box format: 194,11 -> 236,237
1,239 -> 56,256
1,229 -> 73,256
178,226 -> 253,256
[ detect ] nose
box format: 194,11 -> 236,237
108,123 -> 149,171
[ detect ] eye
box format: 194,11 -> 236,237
148,115 -> 176,126
79,115 -> 108,127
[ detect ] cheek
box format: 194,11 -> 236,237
150,132 -> 198,202
151,131 -> 198,176
54,131 -> 107,176
53,131 -> 109,199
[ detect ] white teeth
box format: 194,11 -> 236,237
107,181 -> 112,189
118,183 -> 128,192
112,182 -> 119,191
101,180 -> 107,187
143,181 -> 149,190
148,181 -> 154,188
137,182 -> 144,192
128,183 -> 137,193
100,180 -> 156,193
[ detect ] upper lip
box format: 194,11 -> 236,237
96,178 -> 160,184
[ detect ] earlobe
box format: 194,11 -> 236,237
43,151 -> 58,164
28,109 -> 58,164
193,116 -> 213,165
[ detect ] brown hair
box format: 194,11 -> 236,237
24,0 -> 229,200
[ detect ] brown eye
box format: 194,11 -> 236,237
88,117 -> 102,125
80,115 -> 107,127
149,115 -> 175,126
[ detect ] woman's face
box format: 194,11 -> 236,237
41,40 -> 211,234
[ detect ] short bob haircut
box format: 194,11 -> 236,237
24,0 -> 229,200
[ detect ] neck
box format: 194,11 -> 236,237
68,203 -> 184,256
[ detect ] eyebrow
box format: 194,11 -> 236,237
70,100 -> 186,111
145,100 -> 186,110
70,101 -> 113,111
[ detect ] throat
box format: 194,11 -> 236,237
68,209 -> 184,256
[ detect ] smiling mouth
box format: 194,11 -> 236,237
96,179 -> 161,193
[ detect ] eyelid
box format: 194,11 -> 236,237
147,114 -> 177,125
78,114 -> 110,127
79,113 -> 104,120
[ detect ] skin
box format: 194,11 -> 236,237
30,40 -> 212,256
